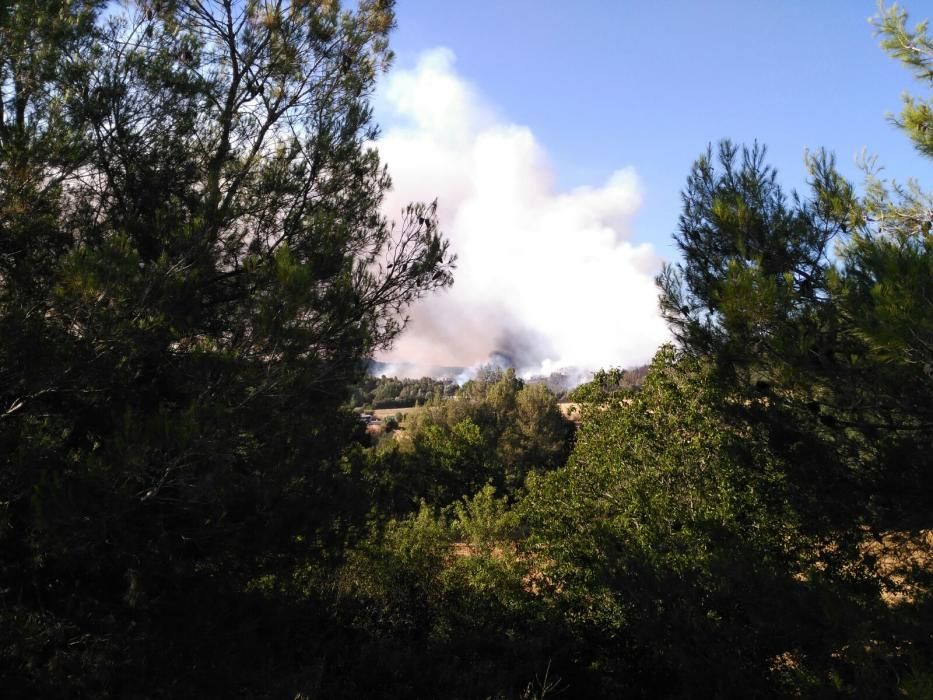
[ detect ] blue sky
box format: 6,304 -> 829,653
372,1 -> 931,373
382,0 -> 929,256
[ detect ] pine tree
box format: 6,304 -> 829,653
0,1 -> 453,694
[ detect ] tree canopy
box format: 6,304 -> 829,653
2,1 -> 932,698
1,1 -> 453,694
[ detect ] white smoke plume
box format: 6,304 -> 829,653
375,48 -> 670,377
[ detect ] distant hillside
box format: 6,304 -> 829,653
364,360 -> 650,402
367,360 -> 466,380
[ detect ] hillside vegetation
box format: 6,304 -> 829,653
1,2 -> 931,698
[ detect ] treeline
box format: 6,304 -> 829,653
350,375 -> 458,410
526,366 -> 649,398
356,367 -> 574,512
566,364 -> 649,402
2,1 -> 932,698
351,363 -> 650,410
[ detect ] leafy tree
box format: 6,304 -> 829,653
815,2 -> 933,535
656,136 -> 932,526
350,374 -> 457,409
330,487 -> 565,699
0,1 -> 452,694
395,368 -> 572,506
498,382 -> 572,489
841,1 -> 933,426
656,140 -> 857,379
520,348 -> 901,697
568,366 -> 643,404
413,417 -> 490,503
875,2 -> 933,158
513,8 -> 933,695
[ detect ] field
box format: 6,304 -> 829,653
371,406 -> 425,420
371,404 -> 581,422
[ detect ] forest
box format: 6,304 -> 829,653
352,375 -> 459,410
1,1 -> 931,698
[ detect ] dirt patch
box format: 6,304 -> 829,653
558,402 -> 582,422
372,406 -> 424,420
862,529 -> 933,605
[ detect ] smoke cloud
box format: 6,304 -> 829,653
375,48 -> 670,377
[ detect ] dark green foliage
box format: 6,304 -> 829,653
508,6 -> 933,693
0,1 -> 453,695
657,140 -> 856,376
350,373 -> 457,409
656,137 -> 932,523
365,367 -> 574,511
347,6 -> 933,695
567,364 -> 648,403
874,3 -> 933,158
326,491 -> 571,699
353,367 -> 574,520
2,1 -> 932,697
520,348 -> 933,697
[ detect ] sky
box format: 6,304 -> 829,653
372,0 -> 932,376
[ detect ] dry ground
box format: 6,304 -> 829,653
371,406 -> 425,420
557,402 -> 582,421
